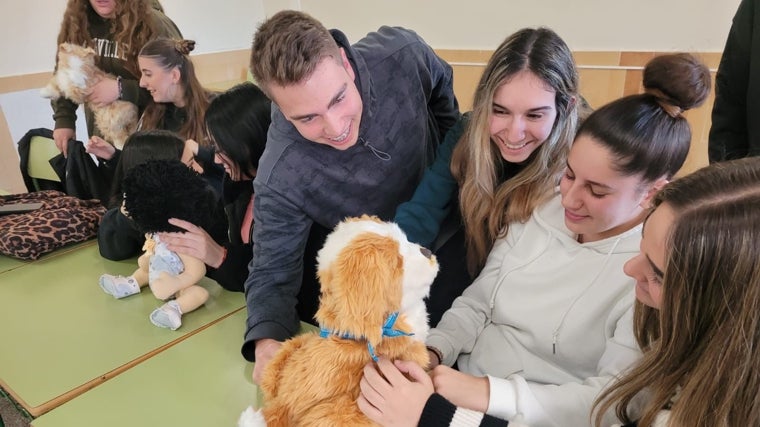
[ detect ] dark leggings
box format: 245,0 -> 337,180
425,226 -> 473,327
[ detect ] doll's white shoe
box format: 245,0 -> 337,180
150,300 -> 182,330
99,274 -> 140,299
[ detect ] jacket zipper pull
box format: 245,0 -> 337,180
360,138 -> 391,161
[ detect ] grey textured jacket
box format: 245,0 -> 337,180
241,26 -> 459,360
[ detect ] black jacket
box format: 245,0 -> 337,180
709,0 -> 760,162
18,128 -> 110,203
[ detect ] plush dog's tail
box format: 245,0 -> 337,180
238,406 -> 267,427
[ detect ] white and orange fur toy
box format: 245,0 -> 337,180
239,215 -> 439,427
41,43 -> 138,149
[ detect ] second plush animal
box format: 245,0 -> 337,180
41,43 -> 138,149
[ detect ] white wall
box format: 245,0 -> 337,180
0,0 -> 267,78
0,0 -> 267,180
0,0 -> 742,79
298,0 -> 740,52
0,0 -> 743,192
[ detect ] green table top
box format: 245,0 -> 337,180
0,243 -> 245,416
0,241 -> 94,276
0,254 -> 27,275
31,310 -> 256,427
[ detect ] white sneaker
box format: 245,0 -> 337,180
150,300 -> 183,330
99,274 -> 140,299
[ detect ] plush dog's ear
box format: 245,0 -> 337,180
318,232 -> 403,346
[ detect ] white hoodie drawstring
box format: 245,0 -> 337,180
551,237 -> 622,354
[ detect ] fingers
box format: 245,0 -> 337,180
394,359 -> 430,384
359,369 -> 386,407
374,357 -> 407,386
167,218 -> 199,233
53,129 -> 74,157
356,393 -> 382,422
184,139 -> 199,155
252,363 -> 264,385
363,362 -> 391,388
252,340 -> 281,385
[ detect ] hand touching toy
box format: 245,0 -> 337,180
99,159 -> 219,330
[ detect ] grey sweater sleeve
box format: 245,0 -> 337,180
423,40 -> 460,142
241,180 -> 314,361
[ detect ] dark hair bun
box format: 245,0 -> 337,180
643,53 -> 711,112
175,39 -> 196,55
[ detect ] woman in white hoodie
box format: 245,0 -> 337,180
358,53 -> 711,427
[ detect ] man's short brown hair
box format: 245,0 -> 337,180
249,11 -> 341,91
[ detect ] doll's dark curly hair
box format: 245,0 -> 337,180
122,159 -> 217,234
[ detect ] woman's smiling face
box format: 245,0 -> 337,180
489,70 -> 557,163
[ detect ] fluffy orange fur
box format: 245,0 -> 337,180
258,223 -> 430,426
42,43 -> 138,149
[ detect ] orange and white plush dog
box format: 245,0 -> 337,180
239,215 -> 439,427
41,43 -> 138,149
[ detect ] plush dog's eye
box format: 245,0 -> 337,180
420,247 -> 432,259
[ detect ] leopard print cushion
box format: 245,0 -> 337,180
0,191 -> 106,260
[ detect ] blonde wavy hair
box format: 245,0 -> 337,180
451,27 -> 579,275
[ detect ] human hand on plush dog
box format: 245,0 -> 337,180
42,43 -> 138,150
252,339 -> 282,384
87,77 -> 119,107
358,358 -> 434,427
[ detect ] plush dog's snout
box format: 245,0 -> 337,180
420,247 -> 432,259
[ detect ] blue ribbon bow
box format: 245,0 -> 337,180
319,311 -> 413,361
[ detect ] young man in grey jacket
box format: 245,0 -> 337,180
242,10 -> 459,382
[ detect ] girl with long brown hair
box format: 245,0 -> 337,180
87,38 -> 223,193
593,157 -> 760,427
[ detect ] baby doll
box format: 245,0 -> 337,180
99,159 -> 220,330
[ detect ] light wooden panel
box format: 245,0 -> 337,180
0,106 -> 27,194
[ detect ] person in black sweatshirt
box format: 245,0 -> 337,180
157,82 -> 271,293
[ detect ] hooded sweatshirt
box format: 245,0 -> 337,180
52,7 -> 181,137
241,26 -> 459,360
427,192 -> 642,427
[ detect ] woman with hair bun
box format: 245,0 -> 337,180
135,38 -> 211,146
359,53 -> 711,427
87,37 -> 223,194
